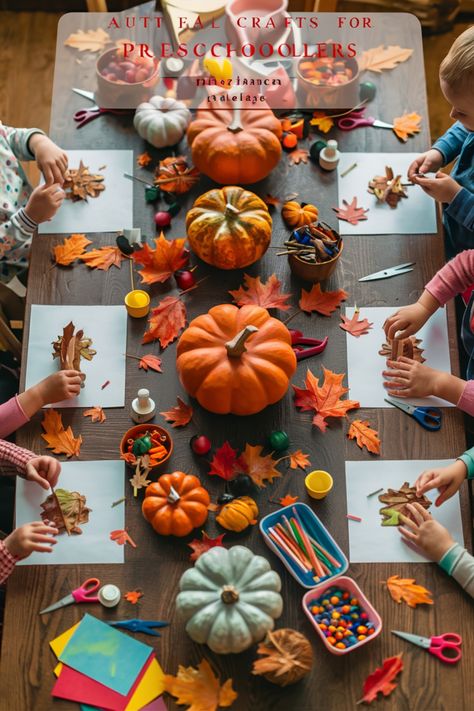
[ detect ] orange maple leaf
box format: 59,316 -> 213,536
347,419 -> 380,454
357,655 -> 403,705
188,532 -> 226,562
299,284 -> 348,316
164,659 -> 237,711
53,234 -> 92,266
83,406 -> 106,423
279,494 -> 299,506
137,151 -> 152,167
160,396 -> 193,427
110,529 -> 137,548
332,197 -> 369,225
310,111 -> 334,133
293,366 -> 359,432
124,590 -> 143,604
229,274 -> 291,311
289,450 -> 311,470
288,148 -> 309,165
392,112 -> 422,142
132,233 -> 188,285
340,308 -> 373,337
80,246 -> 125,271
41,409 -> 82,458
138,354 -> 162,372
240,444 -> 281,488
142,295 -> 186,348
383,575 -> 433,608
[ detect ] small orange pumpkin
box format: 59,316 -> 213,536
282,201 -> 319,228
142,471 -> 210,536
176,304 -> 297,416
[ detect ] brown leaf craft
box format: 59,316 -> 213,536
378,482 -> 431,526
332,197 -> 369,225
368,166 -> 408,208
41,488 -> 90,534
63,161 -> 105,201
379,336 -> 425,363
52,321 -> 96,372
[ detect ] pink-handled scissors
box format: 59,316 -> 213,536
392,630 -> 462,664
72,87 -> 131,128
39,577 -> 101,615
337,107 -> 393,131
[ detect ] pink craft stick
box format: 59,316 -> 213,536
347,514 -> 362,522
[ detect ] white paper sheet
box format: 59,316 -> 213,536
24,304 -> 127,408
345,459 -> 464,563
336,153 -> 438,235
16,460 -> 125,565
38,150 -> 133,233
345,306 -> 453,408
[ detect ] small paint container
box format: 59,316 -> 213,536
124,290 -> 150,318
98,584 -> 121,608
305,470 -> 333,500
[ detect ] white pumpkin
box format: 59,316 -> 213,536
133,95 -> 191,148
176,545 -> 283,654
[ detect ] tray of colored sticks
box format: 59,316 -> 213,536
281,221 -> 342,264
259,503 -> 348,589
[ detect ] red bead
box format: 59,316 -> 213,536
175,270 -> 196,290
190,435 -> 211,456
154,211 -> 172,227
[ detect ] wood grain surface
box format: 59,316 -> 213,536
1,12 -> 473,711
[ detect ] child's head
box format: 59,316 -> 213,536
439,27 -> 474,131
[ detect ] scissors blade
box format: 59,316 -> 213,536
392,630 -> 430,648
39,593 -> 75,615
384,398 -> 415,415
72,88 -> 96,102
372,119 -> 394,129
359,263 -> 415,281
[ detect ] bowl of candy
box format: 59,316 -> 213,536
120,424 -> 173,471
297,51 -> 359,110
286,221 -> 343,283
96,47 -> 160,108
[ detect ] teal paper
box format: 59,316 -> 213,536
59,614 -> 152,696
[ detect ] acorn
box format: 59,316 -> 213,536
229,474 -> 256,497
190,434 -> 211,456
175,270 -> 196,290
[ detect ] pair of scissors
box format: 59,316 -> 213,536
39,577 -> 100,615
392,630 -> 462,664
289,329 -> 329,361
72,88 -> 130,128
359,262 -> 416,282
385,397 -> 442,431
337,107 -> 393,131
108,619 -> 169,637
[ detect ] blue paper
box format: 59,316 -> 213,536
59,614 -> 152,696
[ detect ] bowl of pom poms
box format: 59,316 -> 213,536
120,424 -> 173,471
285,220 -> 343,283
96,45 -> 160,108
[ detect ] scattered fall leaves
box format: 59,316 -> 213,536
383,575 -> 434,608
124,590 -> 143,604
357,655 -> 403,705
110,529 -> 137,548
154,156 -> 200,194
63,161 -> 105,201
137,152 -> 152,167
240,444 -> 281,488
132,233 -> 188,285
83,406 -> 106,423
332,197 -> 369,225
288,148 -> 309,165
188,532 -> 226,562
142,295 -> 186,348
340,308 -> 373,337
52,234 -> 92,266
80,246 -> 125,271
392,112 -> 422,142
41,410 -> 82,458
278,494 -> 299,506
310,111 -> 334,133
289,450 -> 311,470
164,659 -> 237,711
124,353 -> 163,372
160,397 -> 193,427
293,366 -> 359,432
299,284 -> 348,316
64,28 -> 110,52
347,420 -> 381,455
208,442 -> 242,481
229,274 -> 291,311
359,45 -> 413,73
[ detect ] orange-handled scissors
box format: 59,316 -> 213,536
39,577 -> 101,615
392,630 -> 462,664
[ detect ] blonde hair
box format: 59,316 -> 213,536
439,26 -> 474,91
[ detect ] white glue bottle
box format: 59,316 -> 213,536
319,139 -> 340,171
131,388 -> 156,423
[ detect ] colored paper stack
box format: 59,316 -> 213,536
50,614 -> 166,710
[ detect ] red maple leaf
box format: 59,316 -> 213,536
160,397 -> 193,427
132,233 -> 188,285
229,274 -> 291,311
188,532 -> 226,562
299,284 -> 348,316
208,442 -> 243,481
332,197 -> 369,225
339,308 -> 373,337
142,295 -> 186,348
293,366 -> 359,432
357,655 -> 403,704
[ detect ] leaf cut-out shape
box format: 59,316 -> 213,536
332,197 -> 369,225
359,45 -> 413,73
357,655 -> 403,705
229,274 -> 291,311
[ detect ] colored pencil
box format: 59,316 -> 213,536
291,508 -> 325,578
307,534 -> 341,568
268,528 -> 312,574
274,523 -> 310,565
290,516 -> 327,577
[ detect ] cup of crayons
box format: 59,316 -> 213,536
259,503 -> 348,589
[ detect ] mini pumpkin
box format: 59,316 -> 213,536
216,496 -> 258,532
142,471 -> 210,537
133,95 -> 191,148
176,304 -> 297,416
186,185 -> 272,270
187,98 -> 282,184
176,545 -> 283,653
282,201 -> 319,228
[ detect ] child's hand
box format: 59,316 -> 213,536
29,134 -> 68,185
3,521 -> 58,558
407,149 -> 444,179
415,460 -> 467,506
25,183 -> 65,224
413,171 -> 462,204
25,456 -> 61,490
37,370 -> 83,405
399,503 -> 454,561
382,357 -> 440,398
383,303 -> 431,340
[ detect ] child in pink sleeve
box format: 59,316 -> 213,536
382,249 -> 474,413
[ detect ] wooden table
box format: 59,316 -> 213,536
1,11 -> 474,711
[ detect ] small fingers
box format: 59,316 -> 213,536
32,544 -> 55,553
399,526 -> 417,542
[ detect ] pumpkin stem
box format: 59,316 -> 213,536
227,106 -> 243,133
225,326 -> 258,358
221,585 -> 239,604
167,485 -> 181,504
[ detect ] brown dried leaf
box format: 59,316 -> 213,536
41,488 -> 90,534
379,336 -> 425,363
52,322 -> 96,370
252,629 -> 313,687
378,482 -> 431,526
63,161 -> 105,202
368,166 -> 408,208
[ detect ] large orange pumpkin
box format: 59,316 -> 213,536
142,471 -> 210,536
187,98 -> 282,184
176,304 -> 297,415
186,186 -> 272,270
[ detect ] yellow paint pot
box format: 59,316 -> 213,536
124,290 -> 150,318
305,470 -> 333,500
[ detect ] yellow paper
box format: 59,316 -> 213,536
50,622 -> 80,677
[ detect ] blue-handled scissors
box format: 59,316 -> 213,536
107,619 -> 169,637
385,397 -> 442,431
337,107 -> 393,131
392,630 -> 462,664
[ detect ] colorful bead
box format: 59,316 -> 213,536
268,430 -> 290,451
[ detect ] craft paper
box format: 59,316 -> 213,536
24,304 -> 127,408
345,459 -> 464,563
345,306 -> 453,408
38,150 -> 133,233
58,614 -> 153,696
16,460 -> 125,565
336,153 -> 437,235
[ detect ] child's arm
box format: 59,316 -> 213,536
1,521 -> 58,582
0,440 -> 61,489
432,122 -> 470,166
445,187 -> 474,232
2,123 -> 46,162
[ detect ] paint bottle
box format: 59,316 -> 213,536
131,388 -> 156,424
319,139 -> 340,171
98,584 -> 121,608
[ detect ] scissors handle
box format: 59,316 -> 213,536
338,116 -> 373,130
432,632 -> 462,646
74,108 -> 100,128
429,637 -> 462,664
72,577 -> 101,603
413,407 -> 442,431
